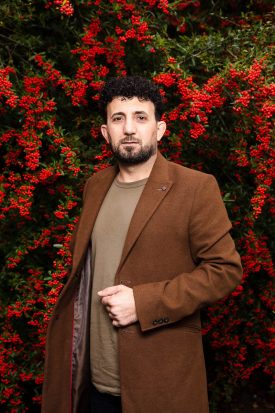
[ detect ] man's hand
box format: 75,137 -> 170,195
98,285 -> 138,327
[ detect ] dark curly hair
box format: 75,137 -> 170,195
98,76 -> 164,121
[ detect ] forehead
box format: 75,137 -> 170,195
106,96 -> 155,116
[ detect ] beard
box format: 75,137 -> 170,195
108,134 -> 157,165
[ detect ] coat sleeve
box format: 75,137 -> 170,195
133,174 -> 243,332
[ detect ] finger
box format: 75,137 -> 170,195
98,285 -> 122,297
101,292 -> 118,305
106,307 -> 116,317
101,296 -> 112,306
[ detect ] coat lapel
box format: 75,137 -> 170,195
72,152 -> 173,275
72,165 -> 118,273
117,152 -> 173,274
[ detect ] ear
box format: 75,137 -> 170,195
101,125 -> 109,143
156,121 -> 166,142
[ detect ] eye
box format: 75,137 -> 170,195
137,115 -> 147,121
112,115 -> 123,122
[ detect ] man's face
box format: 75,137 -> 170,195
101,97 -> 166,165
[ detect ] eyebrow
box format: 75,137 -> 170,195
110,110 -> 148,118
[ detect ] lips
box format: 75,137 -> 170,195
120,139 -> 140,145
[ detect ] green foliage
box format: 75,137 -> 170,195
0,1 -> 274,411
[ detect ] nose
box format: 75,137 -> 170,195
123,117 -> 136,135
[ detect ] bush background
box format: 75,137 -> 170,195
0,1 -> 274,412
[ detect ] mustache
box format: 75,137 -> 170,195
120,137 -> 142,144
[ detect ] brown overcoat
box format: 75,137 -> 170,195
42,152 -> 242,413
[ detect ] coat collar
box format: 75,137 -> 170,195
72,152 -> 173,274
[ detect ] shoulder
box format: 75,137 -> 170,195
82,165 -> 117,198
86,165 -> 116,184
85,166 -> 117,186
164,159 -> 224,204
167,159 -> 217,188
165,160 -> 229,222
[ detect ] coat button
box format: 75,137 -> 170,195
152,320 -> 158,325
163,317 -> 169,323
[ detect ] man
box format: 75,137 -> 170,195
42,76 -> 242,413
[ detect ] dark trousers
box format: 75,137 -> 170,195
91,384 -> 122,413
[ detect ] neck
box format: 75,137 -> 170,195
117,153 -> 157,183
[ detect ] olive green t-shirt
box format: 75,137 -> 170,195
90,176 -> 147,395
